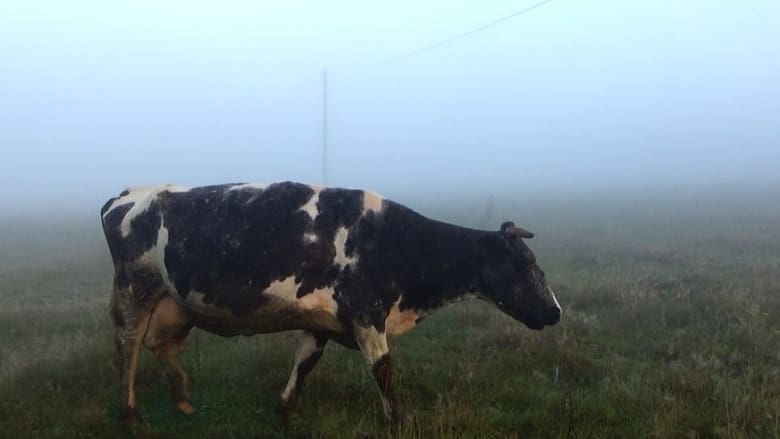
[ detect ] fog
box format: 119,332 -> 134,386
1,0 -> 778,216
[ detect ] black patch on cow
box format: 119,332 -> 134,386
127,201 -> 162,258
101,197 -> 163,264
334,201 -> 488,329
294,188 -> 364,297
100,197 -> 117,217
102,193 -> 168,301
315,188 -> 364,232
371,353 -> 399,421
102,202 -> 135,265
294,333 -> 328,388
114,264 -> 131,290
155,182 -> 366,317
127,265 -> 165,304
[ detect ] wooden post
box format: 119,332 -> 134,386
322,69 -> 328,185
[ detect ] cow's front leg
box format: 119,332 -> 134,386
280,331 -> 328,415
353,325 -> 400,423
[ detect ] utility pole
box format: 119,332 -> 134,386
322,69 -> 328,185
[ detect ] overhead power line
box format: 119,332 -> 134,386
386,0 -> 555,63
320,1 -> 555,180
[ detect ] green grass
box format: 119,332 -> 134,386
1,193 -> 779,438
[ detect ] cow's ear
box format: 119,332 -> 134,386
501,221 -> 534,239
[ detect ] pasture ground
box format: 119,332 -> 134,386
1,188 -> 779,438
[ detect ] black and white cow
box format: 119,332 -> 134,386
101,181 -> 561,422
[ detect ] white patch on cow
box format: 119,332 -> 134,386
353,325 -> 389,365
154,223 -> 175,292
229,183 -> 267,191
303,233 -> 318,243
119,189 -> 156,237
118,185 -> 189,237
161,184 -> 190,193
179,275 -> 343,334
183,290 -> 207,309
299,188 -> 321,220
264,276 -> 301,300
102,186 -> 153,219
264,276 -> 341,329
299,286 -> 339,318
385,296 -> 422,336
352,323 -> 394,420
265,276 -> 338,312
550,288 -> 562,312
333,227 -> 356,267
182,290 -> 236,320
362,191 -> 384,215
281,333 -> 321,402
137,222 -> 164,266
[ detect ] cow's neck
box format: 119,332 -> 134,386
380,203 -> 490,313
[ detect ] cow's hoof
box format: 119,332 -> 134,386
176,401 -> 196,415
387,410 -> 411,427
119,407 -> 143,423
276,402 -> 296,422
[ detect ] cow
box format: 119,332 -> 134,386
100,181 -> 561,423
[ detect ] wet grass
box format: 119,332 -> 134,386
1,193 -> 779,438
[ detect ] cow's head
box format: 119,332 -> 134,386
479,221 -> 561,330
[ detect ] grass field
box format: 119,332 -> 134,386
1,189 -> 779,438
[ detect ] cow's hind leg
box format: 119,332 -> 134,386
142,296 -> 194,414
279,331 -> 328,416
353,325 -> 400,423
155,346 -> 194,414
111,281 -> 152,423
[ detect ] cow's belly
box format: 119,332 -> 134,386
174,280 -> 345,336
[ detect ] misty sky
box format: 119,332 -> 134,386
1,1 -> 778,214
